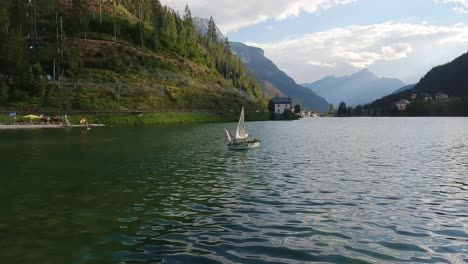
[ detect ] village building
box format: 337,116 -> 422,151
421,93 -> 432,102
410,94 -> 417,100
396,99 -> 411,111
301,111 -> 320,117
435,92 -> 449,100
272,98 -> 293,114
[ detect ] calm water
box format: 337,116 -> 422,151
0,118 -> 467,264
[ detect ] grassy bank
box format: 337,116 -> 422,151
93,112 -> 273,126
0,111 -> 289,126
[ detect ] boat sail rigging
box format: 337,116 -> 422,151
236,107 -> 248,140
225,107 -> 260,150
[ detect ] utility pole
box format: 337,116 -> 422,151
60,16 -> 64,62
139,2 -> 144,48
113,0 -> 117,43
53,59 -> 56,82
56,12 -> 59,53
33,0 -> 38,46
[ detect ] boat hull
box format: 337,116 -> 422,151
228,141 -> 261,150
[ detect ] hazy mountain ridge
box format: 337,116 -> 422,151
391,84 -> 416,95
230,42 -> 329,112
302,69 -> 405,107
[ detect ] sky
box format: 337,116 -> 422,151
160,0 -> 468,84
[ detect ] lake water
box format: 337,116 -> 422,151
0,118 -> 467,264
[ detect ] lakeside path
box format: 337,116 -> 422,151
0,112 -> 288,128
0,124 -> 106,130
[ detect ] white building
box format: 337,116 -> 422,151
272,98 -> 293,114
396,99 -> 411,111
435,92 -> 449,100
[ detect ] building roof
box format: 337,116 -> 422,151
271,98 -> 293,104
396,99 -> 411,104
435,92 -> 448,96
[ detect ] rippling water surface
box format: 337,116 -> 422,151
0,118 -> 467,263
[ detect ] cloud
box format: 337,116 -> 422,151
159,0 -> 356,33
435,0 -> 468,13
246,22 -> 468,83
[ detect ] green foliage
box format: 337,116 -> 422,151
0,81 -> 8,103
283,108 -> 294,119
294,104 -> 301,114
337,101 -> 348,116
328,104 -> 335,114
0,0 -> 264,112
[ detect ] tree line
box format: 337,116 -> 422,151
0,0 -> 263,108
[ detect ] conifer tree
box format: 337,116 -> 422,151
184,5 -> 192,24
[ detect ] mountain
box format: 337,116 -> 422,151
302,69 -> 405,107
0,1 -> 263,111
415,51 -> 468,97
391,84 -> 416,95
364,51 -> 468,116
230,42 -> 329,112
192,17 -> 226,42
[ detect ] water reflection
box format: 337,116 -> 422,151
0,118 -> 467,263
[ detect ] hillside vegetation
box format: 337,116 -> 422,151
0,0 -> 265,111
356,51 -> 468,116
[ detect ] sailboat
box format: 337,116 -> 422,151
225,107 -> 261,150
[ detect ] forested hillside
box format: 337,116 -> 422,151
360,51 -> 468,116
0,0 -> 264,111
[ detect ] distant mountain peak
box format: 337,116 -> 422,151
230,42 -> 330,112
352,68 -> 377,79
302,69 -> 405,107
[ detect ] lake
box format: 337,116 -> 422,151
0,118 -> 467,264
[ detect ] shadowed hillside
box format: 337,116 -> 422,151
230,42 -> 329,112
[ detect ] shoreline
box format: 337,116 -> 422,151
0,124 -> 106,130
0,112 -> 289,129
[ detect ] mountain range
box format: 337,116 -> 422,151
302,69 -> 405,107
230,42 -> 329,112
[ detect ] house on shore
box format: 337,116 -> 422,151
421,94 -> 432,102
396,99 -> 411,111
302,111 -> 320,117
271,98 -> 293,114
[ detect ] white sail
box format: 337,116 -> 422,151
225,128 -> 233,142
236,107 -> 248,139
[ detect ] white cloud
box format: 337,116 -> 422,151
307,61 -> 336,67
435,0 -> 468,13
159,0 -> 356,33
246,22 -> 468,83
381,43 -> 413,60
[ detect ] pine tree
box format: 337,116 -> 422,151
184,5 -> 192,24
207,16 -> 217,43
224,37 -> 231,80
150,0 -> 162,51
